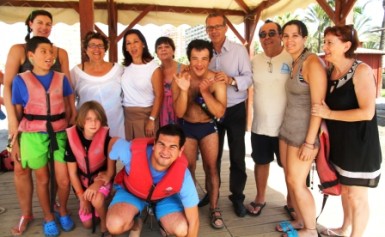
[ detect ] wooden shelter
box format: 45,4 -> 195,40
0,0 -> 358,62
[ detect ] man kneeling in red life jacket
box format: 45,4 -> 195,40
106,124 -> 199,237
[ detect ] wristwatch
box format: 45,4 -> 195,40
149,116 -> 156,121
230,78 -> 236,86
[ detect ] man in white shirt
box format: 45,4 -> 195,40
247,20 -> 293,218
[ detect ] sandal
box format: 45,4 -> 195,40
55,212 -> 75,232
284,205 -> 296,220
246,202 -> 266,216
283,229 -> 299,237
11,215 -> 34,236
276,221 -> 302,232
209,207 -> 224,229
43,220 -> 60,237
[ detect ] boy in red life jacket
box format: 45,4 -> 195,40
12,36 -> 74,237
65,101 -> 116,237
106,124 -> 199,237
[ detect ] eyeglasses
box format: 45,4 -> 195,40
88,44 -> 105,49
206,24 -> 225,32
259,30 -> 277,39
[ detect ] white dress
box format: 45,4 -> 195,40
71,63 -> 125,138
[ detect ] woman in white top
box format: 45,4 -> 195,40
71,31 -> 125,138
121,29 -> 163,140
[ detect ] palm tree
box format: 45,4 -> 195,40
302,0 -> 380,51
302,1 -> 333,53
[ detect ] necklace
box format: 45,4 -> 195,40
290,48 -> 308,79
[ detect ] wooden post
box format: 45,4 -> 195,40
79,0 -> 95,62
107,0 -> 118,62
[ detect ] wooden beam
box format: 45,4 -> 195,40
339,0 -> 356,24
107,0 -> 118,62
245,0 -> 279,53
117,5 -> 154,42
316,0 -> 336,24
250,0 -> 279,15
246,10 -> 261,51
234,0 -> 250,13
224,15 -> 246,45
79,0 -> 94,62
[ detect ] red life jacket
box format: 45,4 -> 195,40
115,137 -> 188,201
66,126 -> 109,187
18,71 -> 67,132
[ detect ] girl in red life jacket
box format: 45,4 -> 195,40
65,101 -> 116,237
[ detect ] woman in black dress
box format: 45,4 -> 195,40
312,25 -> 382,237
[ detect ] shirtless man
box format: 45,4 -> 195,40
172,39 -> 227,229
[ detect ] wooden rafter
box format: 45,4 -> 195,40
244,0 -> 279,52
234,0 -> 250,13
224,15 -> 246,45
117,5 -> 155,41
316,0 -> 357,25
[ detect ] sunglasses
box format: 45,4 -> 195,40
259,30 -> 277,39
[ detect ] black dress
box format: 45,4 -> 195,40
325,60 -> 382,187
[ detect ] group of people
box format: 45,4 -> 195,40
2,8 -> 382,237
249,20 -> 382,237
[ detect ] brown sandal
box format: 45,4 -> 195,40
209,208 -> 224,229
11,215 -> 34,236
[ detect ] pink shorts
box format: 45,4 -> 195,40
78,183 -> 111,222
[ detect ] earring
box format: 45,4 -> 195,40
28,57 -> 34,66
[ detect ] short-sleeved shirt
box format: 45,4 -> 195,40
109,138 -> 199,208
12,70 -> 73,107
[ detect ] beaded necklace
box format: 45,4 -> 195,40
290,48 -> 308,79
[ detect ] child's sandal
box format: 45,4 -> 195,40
43,220 -> 60,237
55,212 -> 75,232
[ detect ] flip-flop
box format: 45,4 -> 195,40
11,215 -> 34,236
284,205 -> 296,220
283,229 -> 299,237
276,221 -> 303,232
246,202 -> 266,216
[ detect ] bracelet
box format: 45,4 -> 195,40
76,190 -> 84,196
149,116 -> 156,121
303,142 -> 315,149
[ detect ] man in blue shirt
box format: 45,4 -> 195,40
106,124 -> 199,237
201,13 -> 253,218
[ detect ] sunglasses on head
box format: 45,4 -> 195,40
259,30 -> 277,39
